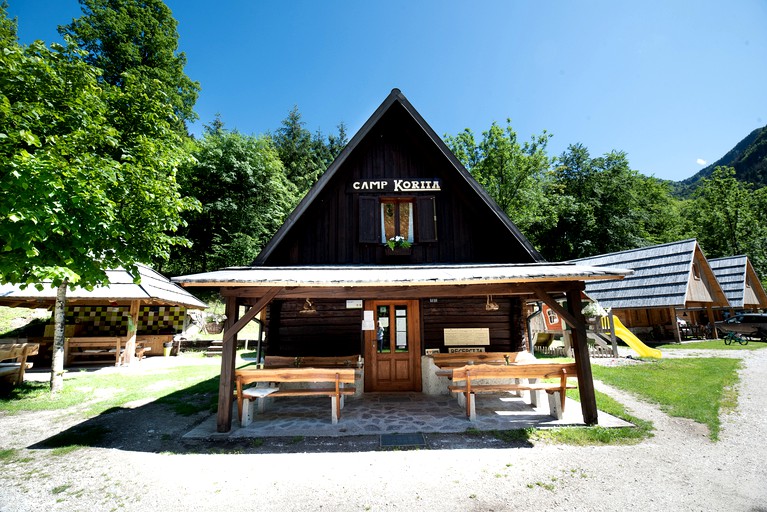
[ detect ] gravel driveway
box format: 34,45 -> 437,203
1,348 -> 765,511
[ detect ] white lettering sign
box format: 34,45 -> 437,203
393,179 -> 441,192
350,179 -> 441,193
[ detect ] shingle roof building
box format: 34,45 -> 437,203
571,239 -> 727,310
708,255 -> 767,310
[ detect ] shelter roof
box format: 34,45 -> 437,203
173,262 -> 631,289
709,255 -> 767,308
0,264 -> 207,309
571,239 -> 728,309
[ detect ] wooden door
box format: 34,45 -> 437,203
364,300 -> 421,392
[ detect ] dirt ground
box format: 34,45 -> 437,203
1,348 -> 766,512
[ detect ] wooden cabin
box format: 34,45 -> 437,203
572,240 -> 729,342
709,255 -> 767,318
174,89 -> 630,432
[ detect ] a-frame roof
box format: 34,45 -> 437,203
253,88 -> 543,265
571,239 -> 729,309
709,255 -> 767,309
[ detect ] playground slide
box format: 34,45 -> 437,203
608,315 -> 662,359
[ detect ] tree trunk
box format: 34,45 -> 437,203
50,279 -> 68,393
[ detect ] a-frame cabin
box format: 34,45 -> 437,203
174,89 -> 630,432
573,239 -> 729,342
709,255 -> 767,316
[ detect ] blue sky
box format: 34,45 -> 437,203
8,0 -> 767,182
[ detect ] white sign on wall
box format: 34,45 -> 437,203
361,310 -> 375,331
444,328 -> 490,346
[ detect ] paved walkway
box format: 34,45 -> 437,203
184,391 -> 631,441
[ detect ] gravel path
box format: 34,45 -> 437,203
1,348 -> 765,511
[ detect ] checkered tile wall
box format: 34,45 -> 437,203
64,306 -> 186,335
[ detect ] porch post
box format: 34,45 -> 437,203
670,307 -> 682,342
123,300 -> 140,366
216,287 -> 282,432
706,305 -> 718,339
565,287 -> 598,426
217,296 -> 239,433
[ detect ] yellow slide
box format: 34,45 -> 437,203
602,315 -> 662,359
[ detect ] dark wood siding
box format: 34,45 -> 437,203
266,300 -> 362,357
421,297 -> 525,352
263,102 -> 538,266
267,296 -> 525,356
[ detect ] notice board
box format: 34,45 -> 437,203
443,328 -> 490,346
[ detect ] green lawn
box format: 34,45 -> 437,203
590,357 -> 741,440
0,353 -> 222,417
658,340 -> 766,351
533,353 -> 741,442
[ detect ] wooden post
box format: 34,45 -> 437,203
531,284 -> 598,425
706,305 -> 718,339
217,296 -> 239,433
216,287 -> 282,432
123,300 -> 140,366
670,307 -> 682,343
566,287 -> 598,426
608,313 -> 618,357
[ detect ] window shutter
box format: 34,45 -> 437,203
417,196 -> 437,242
359,196 -> 380,243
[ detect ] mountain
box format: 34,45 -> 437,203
674,125 -> 767,197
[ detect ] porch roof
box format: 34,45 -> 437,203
172,262 -> 632,289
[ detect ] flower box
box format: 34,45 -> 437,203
384,246 -> 412,256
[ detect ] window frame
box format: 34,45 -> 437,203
380,197 -> 415,244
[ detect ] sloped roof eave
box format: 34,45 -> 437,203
173,263 -> 631,288
252,88 -> 544,265
0,264 -> 207,309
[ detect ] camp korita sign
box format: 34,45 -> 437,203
349,179 -> 441,193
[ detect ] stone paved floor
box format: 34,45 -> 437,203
184,392 -> 631,441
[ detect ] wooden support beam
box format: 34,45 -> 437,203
123,300 -> 140,366
566,288 -> 598,426
671,307 -> 682,343
706,305 -> 718,339
223,288 -> 282,344
219,281 -> 586,301
216,287 -> 281,433
529,284 -> 579,327
217,295 -> 239,433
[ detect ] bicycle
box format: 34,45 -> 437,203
723,331 -> 748,346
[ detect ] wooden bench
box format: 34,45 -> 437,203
263,355 -> 361,368
446,362 -> 578,421
0,342 -> 39,386
431,351 -> 524,367
430,351 -> 538,379
64,337 -> 126,366
235,368 -> 357,426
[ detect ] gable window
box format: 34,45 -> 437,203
359,195 -> 437,244
692,263 -> 701,280
381,199 -> 413,243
